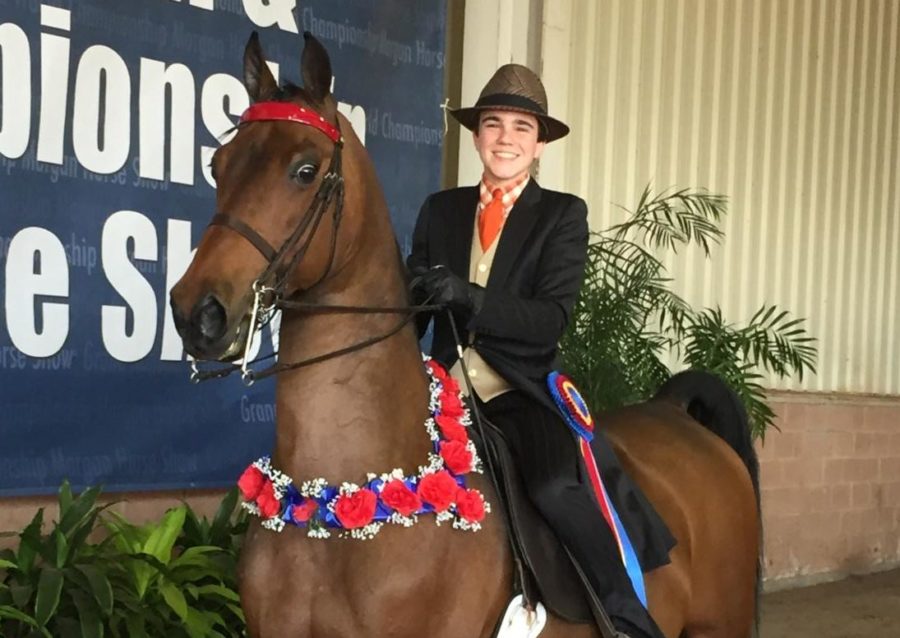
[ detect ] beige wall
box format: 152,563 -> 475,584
539,0 -> 900,395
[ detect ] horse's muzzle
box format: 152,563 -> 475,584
171,292 -> 239,360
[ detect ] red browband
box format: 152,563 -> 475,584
239,102 -> 342,144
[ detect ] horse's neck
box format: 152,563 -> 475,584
272,217 -> 430,483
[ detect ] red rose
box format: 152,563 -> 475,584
440,440 -> 474,475
237,465 -> 266,501
417,470 -> 458,512
255,480 -> 281,518
440,391 -> 465,417
334,488 -> 378,529
380,479 -> 422,517
456,488 -> 486,523
435,414 -> 469,443
291,499 -> 318,523
442,375 -> 460,394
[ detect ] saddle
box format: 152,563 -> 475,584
478,420 -> 594,624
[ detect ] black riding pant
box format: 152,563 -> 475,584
479,390 -> 664,638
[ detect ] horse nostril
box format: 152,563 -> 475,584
193,294 -> 228,342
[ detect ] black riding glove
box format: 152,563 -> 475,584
411,266 -> 484,316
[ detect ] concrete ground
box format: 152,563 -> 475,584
760,569 -> 900,637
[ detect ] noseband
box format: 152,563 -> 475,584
191,101 -> 437,385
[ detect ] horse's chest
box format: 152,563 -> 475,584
238,527 -> 424,635
237,522 -> 507,637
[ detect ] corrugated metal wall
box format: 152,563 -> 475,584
541,0 -> 900,394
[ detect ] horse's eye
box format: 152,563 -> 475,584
291,162 -> 318,186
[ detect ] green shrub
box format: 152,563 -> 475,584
0,482 -> 247,638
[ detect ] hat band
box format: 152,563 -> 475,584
473,93 -> 547,116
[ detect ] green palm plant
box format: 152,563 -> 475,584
560,186 -> 817,440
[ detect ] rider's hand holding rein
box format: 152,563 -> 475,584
411,265 -> 485,317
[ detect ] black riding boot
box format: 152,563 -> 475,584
480,391 -> 666,638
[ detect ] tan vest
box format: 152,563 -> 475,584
449,215 -> 514,402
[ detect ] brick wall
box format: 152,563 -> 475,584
760,392 -> 900,589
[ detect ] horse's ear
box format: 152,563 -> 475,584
243,31 -> 277,103
301,32 -> 332,103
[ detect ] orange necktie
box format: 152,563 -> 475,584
478,189 -> 505,250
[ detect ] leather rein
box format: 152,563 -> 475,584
190,101 -> 439,385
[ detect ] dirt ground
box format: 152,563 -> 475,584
760,569 -> 900,637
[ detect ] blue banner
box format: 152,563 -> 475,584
0,0 -> 447,495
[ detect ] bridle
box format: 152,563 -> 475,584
190,100 -> 438,385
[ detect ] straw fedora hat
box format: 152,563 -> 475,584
449,64 -> 569,142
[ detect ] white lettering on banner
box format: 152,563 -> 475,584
0,455 -> 48,482
101,211 -> 158,362
0,23 -> 30,159
299,8 -> 433,69
139,60 -> 196,185
160,219 -> 195,361
379,110 -> 442,147
240,395 -> 276,423
0,346 -> 27,370
31,348 -> 77,371
40,5 -> 71,31
72,46 -> 131,173
36,12 -> 71,165
242,0 -> 298,34
4,227 -> 70,357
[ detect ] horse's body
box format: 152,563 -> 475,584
171,33 -> 759,638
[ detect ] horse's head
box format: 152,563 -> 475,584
171,33 -> 348,361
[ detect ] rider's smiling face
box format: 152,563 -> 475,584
473,110 -> 545,188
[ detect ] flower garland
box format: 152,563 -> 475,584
237,357 -> 490,540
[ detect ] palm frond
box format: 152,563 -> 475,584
609,186 -> 727,255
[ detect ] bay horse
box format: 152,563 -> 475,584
170,33 -> 760,638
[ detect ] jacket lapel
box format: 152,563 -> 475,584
487,179 -> 542,289
447,187 -> 479,279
